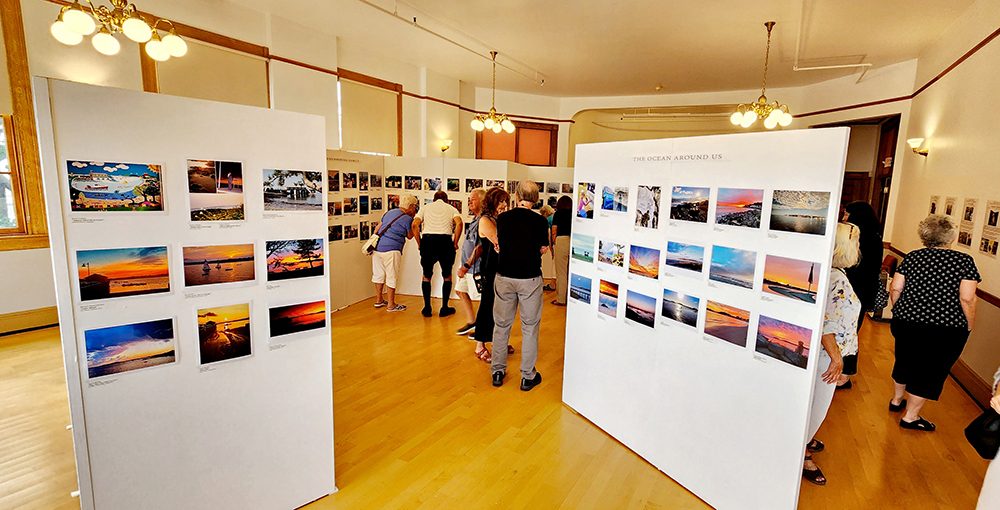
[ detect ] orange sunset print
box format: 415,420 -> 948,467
755,315 -> 812,369
76,246 -> 170,301
266,238 -> 325,281
269,300 -> 326,338
763,255 -> 819,304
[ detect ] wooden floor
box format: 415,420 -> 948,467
0,294 -> 989,509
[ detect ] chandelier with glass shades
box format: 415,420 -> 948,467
730,21 -> 793,130
471,52 -> 515,134
50,0 -> 187,61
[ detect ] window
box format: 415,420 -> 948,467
476,120 -> 558,166
0,115 -> 21,231
339,76 -> 401,156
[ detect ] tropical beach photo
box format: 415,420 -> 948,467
266,238 -> 324,281
704,300 -> 750,347
269,300 -> 326,338
342,172 -> 358,189
625,290 -> 656,328
628,244 -> 660,279
755,315 -> 812,369
578,182 -> 595,218
670,186 -> 709,223
602,186 -> 628,212
198,303 -> 252,365
635,185 -> 660,229
715,188 -> 763,228
328,170 -> 340,192
598,280 -> 619,318
598,240 -> 625,267
769,190 -> 831,235
466,178 -> 484,192
263,169 -> 323,211
571,234 -> 595,263
763,255 -> 820,304
424,177 -> 442,191
664,241 -> 705,274
182,243 -> 255,287
570,273 -> 593,304
85,318 -> 176,378
187,159 -> 244,221
662,289 -> 699,327
67,160 -> 163,212
386,175 -> 402,188
77,246 -> 170,301
709,245 -> 757,289
406,176 -> 422,190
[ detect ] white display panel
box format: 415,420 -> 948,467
563,129 -> 849,510
35,78 -> 335,510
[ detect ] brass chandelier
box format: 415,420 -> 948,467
730,21 -> 793,129
471,52 -> 515,134
50,0 -> 187,61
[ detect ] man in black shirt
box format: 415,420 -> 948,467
491,181 -> 550,391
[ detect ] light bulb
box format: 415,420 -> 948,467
764,116 -> 778,130
743,110 -> 758,125
767,109 -> 781,121
92,30 -> 121,56
63,7 -> 96,35
483,117 -> 495,129
122,16 -> 152,43
145,38 -> 170,62
729,112 -> 743,125
778,112 -> 793,127
50,20 -> 83,45
161,32 -> 187,57
470,118 -> 484,131
492,124 -> 502,134
501,119 -> 515,133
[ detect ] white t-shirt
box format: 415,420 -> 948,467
416,200 -> 461,235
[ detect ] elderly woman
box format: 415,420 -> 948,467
889,214 -> 980,431
370,193 -> 418,312
803,222 -> 861,486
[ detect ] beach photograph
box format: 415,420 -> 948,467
628,244 -> 660,279
755,315 -> 812,369
198,303 -> 252,365
769,190 -> 831,235
664,241 -> 705,274
370,174 -> 382,188
406,176 -> 422,190
466,178 -> 484,192
602,186 -> 628,212
704,300 -> 750,347
635,185 -> 660,229
345,225 -> 359,239
67,160 -> 163,212
85,318 -> 176,378
344,197 -> 359,213
763,255 -> 819,304
571,234 -> 595,263
182,244 -> 255,287
328,225 -> 343,241
263,169 -> 323,211
360,195 -> 369,215
715,188 -> 763,228
359,172 -> 369,191
328,170 -> 340,192
670,186 -> 710,223
570,273 -> 593,304
269,300 -> 326,338
625,290 -> 656,328
447,178 -> 460,192
546,182 -> 560,194
187,159 -> 244,221
598,280 -> 619,318
662,289 -> 699,327
77,246 -> 170,301
486,179 -> 504,189
424,177 -> 441,191
372,197 -> 383,211
578,182 -> 595,218
598,240 -> 625,267
709,245 -> 757,289
266,238 -> 325,281
386,175 -> 402,188
342,172 -> 358,189
562,183 -> 573,194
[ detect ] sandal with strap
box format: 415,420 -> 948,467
802,455 -> 827,486
806,439 -> 825,453
900,416 -> 936,431
475,347 -> 492,364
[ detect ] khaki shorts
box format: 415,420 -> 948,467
371,250 -> 401,288
454,272 -> 481,299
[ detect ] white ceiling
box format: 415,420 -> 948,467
235,0 -> 974,97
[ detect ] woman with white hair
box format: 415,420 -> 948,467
888,214 -> 981,432
370,193 -> 418,312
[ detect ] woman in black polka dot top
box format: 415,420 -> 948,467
888,215 -> 981,432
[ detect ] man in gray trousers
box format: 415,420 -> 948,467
491,181 -> 550,391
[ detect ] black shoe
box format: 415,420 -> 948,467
439,306 -> 456,317
520,372 -> 542,391
492,371 -> 505,387
836,380 -> 853,391
456,323 -> 476,335
889,398 -> 907,412
900,416 -> 936,431
421,306 -> 432,317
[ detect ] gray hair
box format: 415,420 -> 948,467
918,214 -> 957,247
470,188 -> 486,201
516,180 -> 539,204
399,193 -> 418,211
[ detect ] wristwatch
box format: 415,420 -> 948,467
463,262 -> 471,269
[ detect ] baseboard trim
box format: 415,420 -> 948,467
0,306 -> 58,336
951,359 -> 992,410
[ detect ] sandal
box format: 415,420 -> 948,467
802,455 -> 827,486
806,439 -> 825,453
889,398 -> 907,413
900,416 -> 936,431
474,348 -> 492,364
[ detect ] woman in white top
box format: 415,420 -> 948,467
977,366 -> 1000,508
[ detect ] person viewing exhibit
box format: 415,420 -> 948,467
550,195 -> 573,305
412,190 -> 463,317
455,188 -> 485,340
839,201 -> 884,389
371,194 -> 418,312
472,187 -> 512,363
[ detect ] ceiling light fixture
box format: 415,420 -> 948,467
50,0 -> 187,60
730,21 -> 793,130
471,52 -> 515,135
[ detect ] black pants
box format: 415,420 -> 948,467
890,319 -> 970,400
419,234 -> 456,278
841,307 -> 868,376
473,272 -> 496,343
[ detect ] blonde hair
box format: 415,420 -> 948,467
918,214 -> 957,247
539,205 -> 555,217
832,222 -> 861,269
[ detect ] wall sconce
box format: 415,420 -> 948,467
907,138 -> 929,156
440,139 -> 452,153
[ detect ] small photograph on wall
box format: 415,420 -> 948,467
535,181 -> 545,193
661,289 -> 699,328
360,195 -> 370,215
598,280 -> 619,318
371,197 -> 383,211
958,228 -> 974,248
328,225 -> 343,242
755,315 -> 812,369
577,182 -> 595,219
705,300 -> 750,347
85,318 -> 176,379
187,159 -> 244,221
344,197 -> 359,214
964,199 -> 977,223
486,179 -> 505,189
342,172 -> 358,189
360,221 -> 371,241
265,239 -> 324,281
547,196 -> 558,208
327,202 -> 337,216
546,182 -> 560,194
424,177 -> 441,191
263,169 -> 323,211
405,176 -> 422,190
269,300 -> 326,339
345,224 -> 359,239
388,194 -> 400,209
709,245 -> 757,289
945,196 -> 957,216
980,200 -> 1000,257
447,199 -> 463,214
762,255 -> 819,304
602,186 -> 628,212
715,188 -> 764,228
598,240 -> 625,268
507,181 -> 519,194
447,178 -> 460,192
466,178 -> 484,192
628,244 -> 660,279
571,234 -> 595,263
370,174 -> 382,189
625,290 -> 656,328
198,303 -> 252,365
67,160 -> 163,212
570,273 -> 592,304
386,175 -> 402,189
635,185 -> 660,229
182,244 -> 255,288
669,186 -> 710,223
76,246 -> 170,301
769,190 -> 831,235
664,241 -> 704,275
533,199 -> 543,209
359,172 -> 369,191
929,195 -> 940,215
328,170 -> 340,192
561,183 -> 573,194
333,201 -> 343,216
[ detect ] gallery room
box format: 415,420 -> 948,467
1,0 -> 1000,508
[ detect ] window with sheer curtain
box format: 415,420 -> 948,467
339,79 -> 399,156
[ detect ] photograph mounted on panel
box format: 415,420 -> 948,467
635,185 -> 660,229
709,245 -> 757,289
664,241 -> 705,274
359,172 -> 369,191
486,179 -> 504,189
198,303 -> 252,365
466,178 -> 484,192
269,300 -> 326,339
77,246 -> 170,301
182,244 -> 255,288
577,182 -> 595,219
569,273 -> 593,304
598,240 -> 625,268
669,186 -> 710,223
755,315 -> 811,369
265,239 -> 324,281
360,221 -> 371,241
762,255 -> 820,304
386,175 -> 402,189
662,289 -> 699,328
715,188 -> 763,228
769,190 -> 831,235
371,196 -> 383,211
328,170 -> 340,192
446,178 -> 460,192
625,290 -> 656,328
704,300 -> 750,347
67,160 -> 163,212
333,201 -> 343,216
628,244 -> 660,279
345,224 -> 359,239
546,182 -> 560,194
405,175 -> 422,190
327,202 -> 338,217
344,197 -> 358,214
561,183 -> 573,194
85,318 -> 176,379
571,234 -> 595,263
447,199 -> 463,214
342,172 -> 358,189
602,186 -> 628,212
507,181 -> 518,194
547,196 -> 558,208
360,195 -> 370,215
262,169 -> 322,211
424,177 -> 441,191
187,159 -> 244,221
598,280 -> 619,318
370,174 -> 382,188
387,194 -> 400,209
328,225 -> 343,241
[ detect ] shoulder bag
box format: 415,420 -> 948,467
362,211 -> 406,256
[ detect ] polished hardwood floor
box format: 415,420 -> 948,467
0,295 -> 989,509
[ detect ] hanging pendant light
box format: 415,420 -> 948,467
49,0 -> 185,62
730,21 -> 793,130
471,51 -> 516,134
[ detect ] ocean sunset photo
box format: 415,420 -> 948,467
704,300 -> 750,347
762,255 -> 819,304
269,300 -> 326,338
182,244 -> 255,287
755,315 -> 812,369
662,289 -> 699,327
670,186 -> 709,223
628,244 -> 660,279
598,280 -> 619,318
85,318 -> 176,378
715,188 -> 763,228
266,239 -> 325,281
76,246 -> 170,301
625,290 -> 656,328
709,245 -> 757,289
187,159 -> 244,221
198,303 -> 252,364
664,241 -> 705,274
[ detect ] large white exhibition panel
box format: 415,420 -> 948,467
35,79 -> 335,510
563,129 -> 849,510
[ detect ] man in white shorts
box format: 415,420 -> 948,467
455,189 -> 486,335
371,194 -> 418,312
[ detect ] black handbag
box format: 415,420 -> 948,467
964,408 -> 1000,460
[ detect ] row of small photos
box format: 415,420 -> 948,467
381,175 -> 573,196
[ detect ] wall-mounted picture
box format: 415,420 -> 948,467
507,181 -> 519,194
360,221 -> 371,241
716,188 -> 763,228
670,186 -> 710,223
424,177 -> 442,191
705,300 -> 750,347
369,174 -> 381,189
571,234 -> 595,263
265,239 -> 324,281
598,240 -> 625,267
547,196 -> 558,208
709,245 -> 757,289
84,318 -> 176,379
602,186 -> 628,212
187,159 -> 244,221
182,244 -> 255,288
263,169 -> 323,211
405,175 -> 422,190
569,273 -> 592,304
67,160 -> 163,212
755,315 -> 811,369
535,181 -> 545,192
345,224 -> 359,239
342,172 -> 358,189
662,289 -> 699,328
360,195 -> 370,215
328,225 -> 343,241
388,194 -> 400,209
486,179 -> 505,189
769,190 -> 831,235
598,280 -> 619,318
359,171 -> 369,191
577,182 -> 595,219
763,255 -> 819,304
77,246 -> 170,301
466,178 -> 484,192
447,199 -> 463,213
386,175 -> 402,188
628,244 -> 660,279
447,178 -> 460,192
327,202 -> 337,216
546,182 -> 560,194
198,303 -> 252,365
371,197 -> 383,211
635,185 -> 660,229
269,300 -> 326,339
625,290 -> 656,328
328,170 -> 340,192
664,241 -> 705,274
344,197 -> 359,214
561,183 -> 573,194
333,201 -> 343,216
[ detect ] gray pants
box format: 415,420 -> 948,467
491,275 -> 542,379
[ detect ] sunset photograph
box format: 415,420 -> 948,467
755,315 -> 812,369
664,241 -> 705,274
762,255 -> 819,304
625,290 -> 656,328
704,300 -> 750,347
187,159 -> 244,221
85,318 -> 176,378
662,289 -> 699,327
628,244 -> 660,279
76,246 -> 170,301
182,243 -> 255,287
198,303 -> 252,365
598,280 -> 619,318
266,239 -> 325,281
715,188 -> 763,228
269,300 -> 326,338
769,190 -> 831,235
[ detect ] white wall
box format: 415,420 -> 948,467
0,248 -> 56,314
